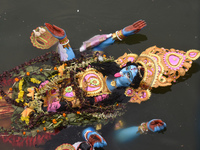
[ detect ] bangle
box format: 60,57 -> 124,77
115,31 -> 123,41
61,39 -> 69,45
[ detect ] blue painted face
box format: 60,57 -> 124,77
115,65 -> 138,87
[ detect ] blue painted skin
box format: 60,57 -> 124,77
107,65 -> 138,91
82,127 -> 107,148
147,119 -> 167,132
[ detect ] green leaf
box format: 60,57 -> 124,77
19,71 -> 25,76
32,66 -> 39,71
31,130 -> 37,137
69,117 -> 76,122
83,120 -> 89,124
67,113 -> 76,118
26,66 -> 34,72
37,75 -> 46,81
43,72 -> 50,77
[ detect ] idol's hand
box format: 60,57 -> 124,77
122,20 -> 146,37
82,127 -> 107,148
45,23 -> 66,40
147,119 -> 166,132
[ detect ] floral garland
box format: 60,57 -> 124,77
0,52 -> 126,138
15,78 -> 24,103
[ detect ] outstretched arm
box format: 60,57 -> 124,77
80,20 -> 146,52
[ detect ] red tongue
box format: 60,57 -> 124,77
114,72 -> 121,77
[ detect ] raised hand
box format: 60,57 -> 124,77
147,119 -> 167,132
45,23 -> 66,40
82,127 -> 107,148
122,20 -> 147,37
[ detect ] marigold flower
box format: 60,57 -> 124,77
116,103 -> 119,106
54,67 -> 58,70
77,111 -> 81,115
52,119 -> 57,124
37,130 -> 39,133
23,131 -> 26,135
43,127 -> 46,131
15,99 -> 20,103
40,68 -> 43,72
64,63 -> 67,66
15,78 -> 19,82
63,113 -> 66,117
103,54 -> 106,58
26,72 -> 30,76
9,88 -> 13,91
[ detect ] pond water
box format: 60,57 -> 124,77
0,0 -> 200,150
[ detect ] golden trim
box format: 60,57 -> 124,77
136,54 -> 159,87
111,80 -> 117,88
111,32 -> 117,40
118,30 -> 126,39
186,49 -> 200,60
79,69 -> 104,96
165,53 -> 184,68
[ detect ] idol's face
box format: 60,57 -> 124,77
115,65 -> 138,87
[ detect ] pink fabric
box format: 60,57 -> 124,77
80,34 -> 111,52
48,101 -> 61,112
39,80 -> 49,89
95,94 -> 108,102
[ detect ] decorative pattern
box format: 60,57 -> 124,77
163,52 -> 186,71
115,53 -> 138,68
136,46 -> 200,88
119,46 -> 200,104
186,49 -> 200,60
126,88 -> 151,104
78,68 -> 110,97
30,26 -> 58,49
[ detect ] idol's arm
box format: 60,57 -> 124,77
86,20 -> 146,51
45,23 -> 75,61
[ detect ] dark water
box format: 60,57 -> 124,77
0,0 -> 200,150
